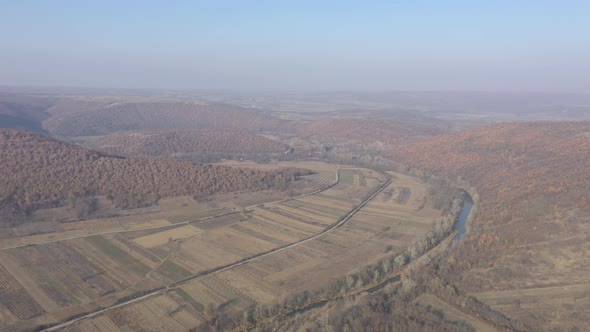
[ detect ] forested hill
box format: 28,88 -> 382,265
300,118 -> 444,146
392,121 -> 590,218
43,101 -> 289,136
0,95 -> 53,133
89,128 -> 285,158
389,121 -> 590,328
0,129 -> 306,225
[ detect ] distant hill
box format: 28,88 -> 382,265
88,128 -> 285,158
0,129 -> 305,225
43,100 -> 290,136
0,95 -> 54,133
300,118 -> 445,147
393,122 -> 590,216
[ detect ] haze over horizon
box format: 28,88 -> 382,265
2,1 -> 589,93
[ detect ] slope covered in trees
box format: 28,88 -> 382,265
0,129 -> 306,226
393,121 -> 590,221
89,128 -> 285,158
0,94 -> 54,133
390,121 -> 590,329
43,101 -> 290,136
300,118 -> 444,147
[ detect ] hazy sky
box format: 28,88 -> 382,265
1,1 -> 589,92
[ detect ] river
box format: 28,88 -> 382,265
453,197 -> 473,242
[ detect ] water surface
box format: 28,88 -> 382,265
453,199 -> 473,242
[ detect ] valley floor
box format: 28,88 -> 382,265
0,162 -> 447,331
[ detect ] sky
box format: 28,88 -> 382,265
1,1 -> 589,92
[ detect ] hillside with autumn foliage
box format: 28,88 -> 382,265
390,121 -> 590,328
0,94 -> 54,133
87,128 -> 285,158
0,129 -> 307,225
43,100 -> 290,136
393,121 -> 590,219
300,118 -> 445,148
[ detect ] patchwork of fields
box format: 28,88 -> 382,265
0,163 -> 445,331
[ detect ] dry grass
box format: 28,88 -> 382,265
133,225 -> 202,248
472,283 -> 590,331
415,294 -> 499,332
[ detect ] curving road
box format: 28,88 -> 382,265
40,168 -> 391,332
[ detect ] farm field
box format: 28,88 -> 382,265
0,162 -> 345,331
59,169 -> 446,331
